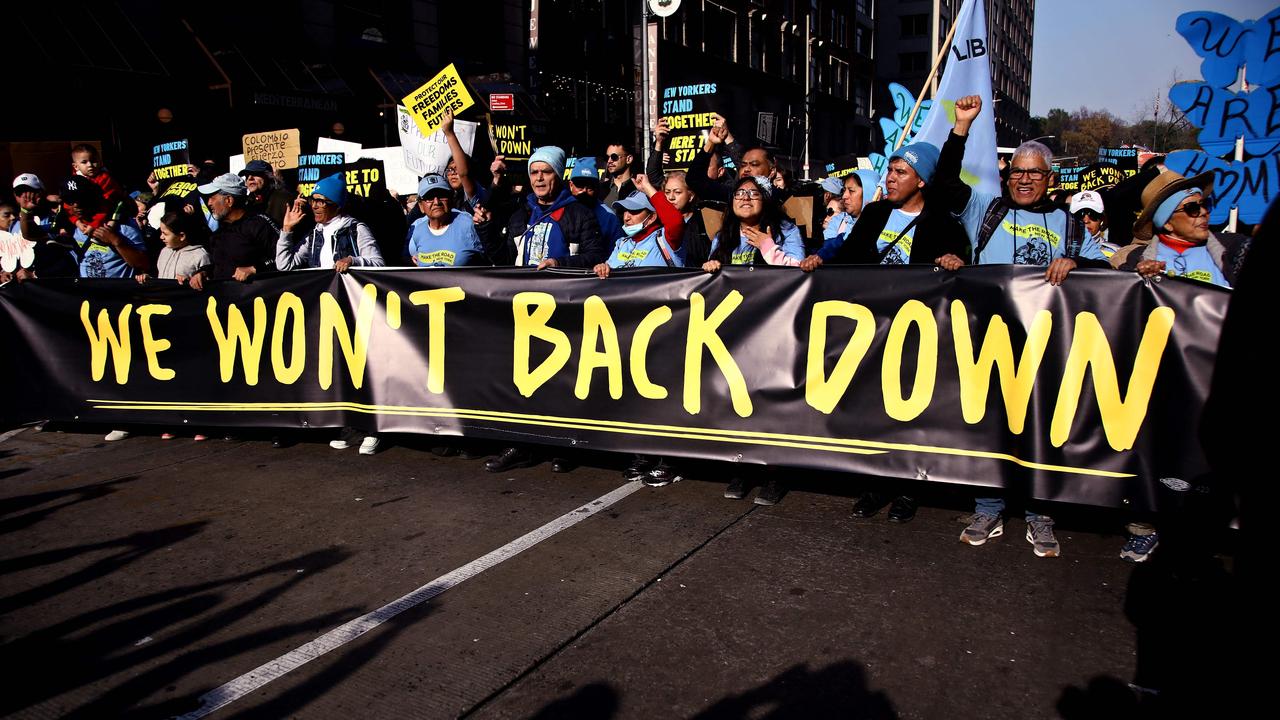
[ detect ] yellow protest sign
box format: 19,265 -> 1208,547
242,129 -> 301,170
401,64 -> 475,136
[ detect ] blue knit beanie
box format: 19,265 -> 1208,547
528,146 -> 567,177
312,173 -> 348,207
888,142 -> 941,184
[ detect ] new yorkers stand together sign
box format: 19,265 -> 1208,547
0,266 -> 1228,514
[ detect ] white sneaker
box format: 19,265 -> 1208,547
359,435 -> 380,455
330,427 -> 360,450
104,430 -> 130,442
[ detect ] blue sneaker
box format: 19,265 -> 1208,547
1120,532 -> 1159,563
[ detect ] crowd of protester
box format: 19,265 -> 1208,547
1,97 -> 1253,565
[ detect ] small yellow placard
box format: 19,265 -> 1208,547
401,64 -> 475,136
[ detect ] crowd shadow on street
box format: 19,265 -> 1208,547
0,523 -> 358,718
691,661 -> 896,720
0,474 -> 140,535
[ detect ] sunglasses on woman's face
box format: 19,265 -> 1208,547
1176,199 -> 1214,218
1073,209 -> 1102,222
825,207 -> 837,216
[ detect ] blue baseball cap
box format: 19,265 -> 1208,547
612,190 -> 655,214
417,174 -> 451,198
570,157 -> 600,183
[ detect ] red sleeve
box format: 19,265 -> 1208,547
649,189 -> 685,251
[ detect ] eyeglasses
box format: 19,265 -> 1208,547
1073,209 -> 1102,222
825,207 -> 837,216
309,197 -> 335,208
422,194 -> 451,203
1176,199 -> 1214,217
607,153 -> 624,161
1008,167 -> 1049,181
733,189 -> 763,200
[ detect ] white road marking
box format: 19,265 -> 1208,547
175,480 -> 644,719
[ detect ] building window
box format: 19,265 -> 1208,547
702,1 -> 737,62
854,76 -> 869,114
900,51 -> 927,74
749,17 -> 763,71
901,14 -> 928,38
828,57 -> 850,101
661,13 -> 686,45
856,0 -> 870,17
855,24 -> 870,57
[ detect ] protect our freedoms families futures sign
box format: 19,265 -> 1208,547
401,63 -> 476,136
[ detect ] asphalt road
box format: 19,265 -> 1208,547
0,426 -> 1241,718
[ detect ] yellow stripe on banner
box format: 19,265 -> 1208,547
86,399 -> 1134,478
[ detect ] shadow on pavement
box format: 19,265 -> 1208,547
0,475 -> 140,535
692,661 -> 896,719
0,520 -> 208,614
527,681 -> 620,720
0,544 -> 354,717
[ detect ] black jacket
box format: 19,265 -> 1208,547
205,211 -> 280,279
493,191 -> 609,268
830,199 -> 970,265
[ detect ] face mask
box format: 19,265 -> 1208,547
623,223 -> 646,237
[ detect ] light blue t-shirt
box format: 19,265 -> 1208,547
74,221 -> 146,278
958,191 -> 1104,266
710,221 -> 806,265
1154,242 -> 1229,288
876,209 -> 920,265
606,228 -> 683,269
406,210 -> 487,267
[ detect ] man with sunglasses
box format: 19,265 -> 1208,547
1111,170 -> 1248,289
934,95 -> 1110,558
601,142 -> 636,206
188,173 -> 280,291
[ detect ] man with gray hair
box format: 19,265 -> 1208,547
187,173 -> 280,291
931,95 -> 1110,559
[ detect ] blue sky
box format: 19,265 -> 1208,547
1029,0 -> 1274,119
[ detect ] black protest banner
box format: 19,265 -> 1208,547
487,117 -> 541,162
1,266 -> 1227,512
296,153 -> 347,197
822,154 -> 862,179
159,179 -> 200,201
659,81 -> 718,171
151,139 -> 191,182
342,158 -> 387,199
1079,162 -> 1127,192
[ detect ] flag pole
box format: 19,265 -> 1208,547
896,14 -> 961,151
